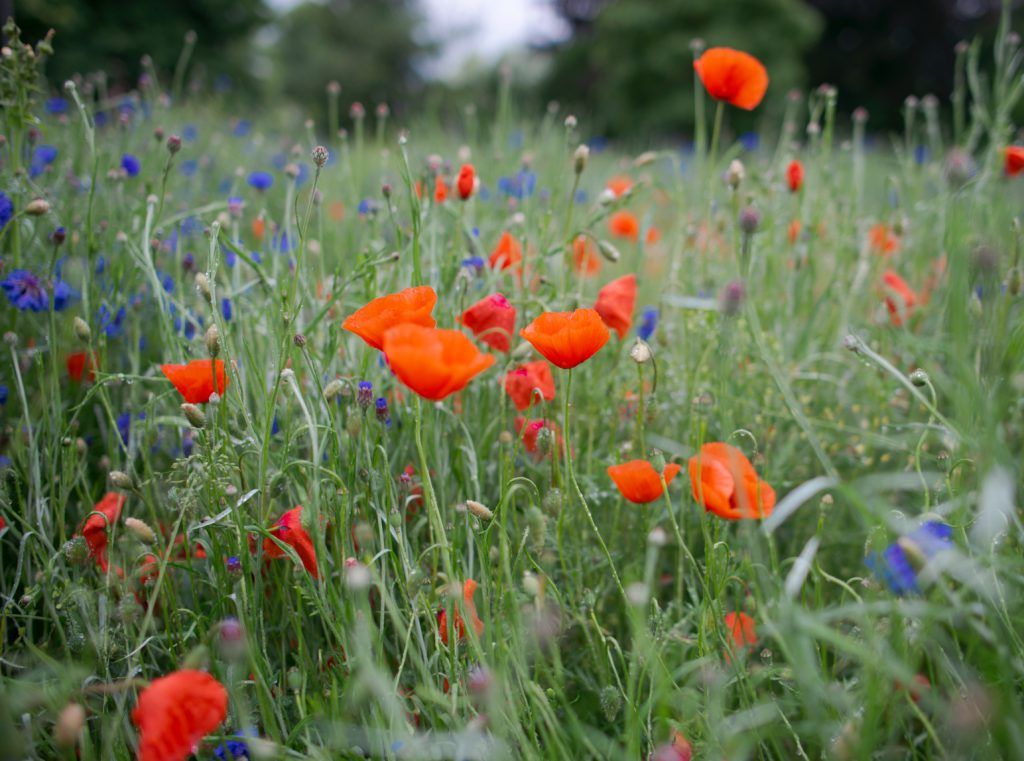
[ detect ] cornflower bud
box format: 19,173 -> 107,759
357,381 -> 373,408
166,135 -> 182,154
719,280 -> 746,316
738,205 -> 762,235
312,145 -> 329,168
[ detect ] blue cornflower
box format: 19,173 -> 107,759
375,397 -> 389,423
233,120 -> 251,138
213,728 -> 257,760
121,154 -> 141,177
274,231 -> 291,254
914,145 -> 929,165
116,412 -> 132,445
182,431 -> 195,457
30,145 -> 58,177
214,74 -> 233,93
248,171 -> 274,191
0,385 -> 8,405
271,416 -> 280,436
183,124 -> 198,142
0,192 -> 13,230
637,307 -> 658,341
497,171 -> 537,200
357,381 -> 373,408
95,256 -> 107,276
574,189 -> 587,204
45,97 -> 68,115
867,521 -> 954,595
52,279 -> 76,311
2,270 -> 48,311
180,159 -> 198,177
357,199 -> 372,216
461,256 -> 485,274
98,304 -> 127,337
221,297 -> 233,321
739,131 -> 760,151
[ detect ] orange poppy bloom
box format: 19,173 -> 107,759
688,443 -> 776,520
457,163 -> 475,200
594,274 -> 637,339
252,216 -> 265,240
434,175 -> 448,203
132,669 -> 228,761
645,226 -> 662,245
460,292 -> 516,352
693,47 -> 769,110
606,175 -> 632,198
572,235 -> 601,275
263,505 -> 319,578
67,351 -> 97,383
489,231 -> 523,272
160,359 -> 229,404
1005,146 -> 1024,176
79,491 -> 125,573
519,308 -> 610,369
438,578 -> 484,645
342,285 -> 437,351
882,269 -> 917,327
607,460 -> 683,504
787,219 -> 802,245
724,611 -> 757,649
609,210 -> 640,241
382,324 -> 495,401
868,223 -> 901,256
514,416 -> 563,459
786,159 -> 804,192
503,360 -> 556,411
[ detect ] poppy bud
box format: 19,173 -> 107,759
625,581 -> 649,607
647,527 -> 668,547
909,369 -> 929,387
312,145 -> 329,168
205,324 -> 220,357
573,144 -> 589,175
345,560 -> 371,591
457,163 -> 475,200
194,273 -> 212,303
597,240 -> 621,263
181,403 -> 206,429
26,198 -> 50,215
54,702 -> 86,748
564,114 -> 577,129
108,470 -> 132,490
726,159 -> 745,189
629,339 -> 652,364
465,499 -> 493,521
535,425 -> 555,455
323,379 -> 345,400
73,316 -> 91,343
124,516 -> 157,544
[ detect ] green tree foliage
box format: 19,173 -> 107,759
274,0 -> 434,123
11,0 -> 269,92
543,0 -> 824,138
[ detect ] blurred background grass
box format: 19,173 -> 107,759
8,0 -> 1024,137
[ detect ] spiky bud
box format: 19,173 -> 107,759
312,145 -> 329,168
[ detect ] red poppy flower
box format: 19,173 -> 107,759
688,443 -> 776,520
724,611 -> 757,648
79,491 -> 126,572
382,324 -> 495,401
788,219 -> 802,245
645,226 -> 662,245
160,360 -> 228,404
503,360 -> 556,411
434,175 -> 448,203
460,293 -> 516,352
263,506 -> 319,578
693,47 -> 769,110
1005,146 -> 1024,176
606,175 -> 632,198
786,159 -> 804,192
514,416 -> 563,459
608,210 -> 640,241
489,231 -> 523,272
519,308 -> 610,369
457,163 -> 475,200
342,285 -> 438,351
594,274 -> 637,339
868,223 -> 901,256
0,515 -> 6,532
438,578 -> 484,645
252,217 -> 265,240
607,460 -> 682,504
67,351 -> 97,383
131,669 -> 228,761
882,269 -> 917,327
572,235 -> 601,275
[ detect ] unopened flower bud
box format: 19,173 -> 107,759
909,369 -> 930,387
26,198 -> 50,215
629,339 -> 652,364
719,280 -> 746,316
597,240 -> 621,263
465,499 -> 493,521
73,317 -> 91,343
109,470 -> 133,490
293,332 -> 306,348
312,145 -> 329,168
345,560 -> 372,591
564,114 -> 577,129
573,144 -> 589,174
181,403 -> 206,428
726,159 -> 745,189
323,379 -> 344,400
739,206 -> 762,235
194,273 -> 212,303
124,517 -> 157,544
54,703 -> 86,748
647,527 -> 668,547
205,324 -> 220,357
633,150 -> 658,167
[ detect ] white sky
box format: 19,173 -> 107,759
267,0 -> 567,78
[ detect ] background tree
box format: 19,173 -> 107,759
12,0 -> 269,93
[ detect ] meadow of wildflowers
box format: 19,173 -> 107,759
2,10 -> 1024,761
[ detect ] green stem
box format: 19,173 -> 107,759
414,397 -> 454,580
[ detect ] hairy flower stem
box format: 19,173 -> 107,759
415,397 -> 454,580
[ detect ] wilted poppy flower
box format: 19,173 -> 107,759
489,231 -> 523,272
514,416 -> 563,459
80,491 -> 126,572
572,235 -> 601,275
606,175 -> 632,198
724,611 -> 757,649
67,351 -> 97,383
607,460 -> 682,504
786,159 -> 804,192
693,47 -> 769,110
132,669 -> 228,761
503,360 -> 556,411
434,175 -> 448,203
688,443 -> 776,520
520,308 -> 610,369
882,269 -> 917,326
382,324 -> 495,400
342,285 -> 437,351
867,520 -> 953,595
609,210 -> 640,241
457,163 -> 475,200
438,578 -> 484,645
1004,146 -> 1024,176
160,360 -> 228,404
263,505 -> 319,578
460,293 -> 516,352
594,274 -> 637,339
868,223 -> 901,256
